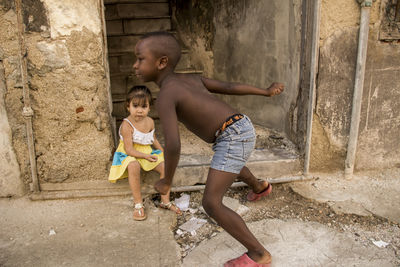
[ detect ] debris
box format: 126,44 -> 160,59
179,217 -> 207,232
49,229 -> 56,236
175,194 -> 190,211
236,205 -> 250,216
269,134 -> 283,140
372,240 -> 389,248
188,208 -> 198,214
222,196 -> 247,215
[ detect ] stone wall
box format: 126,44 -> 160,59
0,0 -> 114,196
310,0 -> 400,172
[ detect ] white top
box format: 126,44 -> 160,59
119,118 -> 154,145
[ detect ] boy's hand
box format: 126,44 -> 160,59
266,82 -> 284,97
154,179 -> 170,195
145,154 -> 158,162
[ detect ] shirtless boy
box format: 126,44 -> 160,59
133,31 -> 283,266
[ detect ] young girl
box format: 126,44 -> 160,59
109,86 -> 181,221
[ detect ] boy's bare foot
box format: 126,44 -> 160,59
247,180 -> 272,202
266,82 -> 284,96
253,180 -> 269,194
248,250 -> 272,264
154,179 -> 170,195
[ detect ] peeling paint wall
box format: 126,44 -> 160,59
172,0 -> 302,134
0,0 -> 113,196
311,0 -> 400,172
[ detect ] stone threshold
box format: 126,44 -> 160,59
30,147 -> 303,200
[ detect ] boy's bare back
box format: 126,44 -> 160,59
133,31 -> 283,194
157,73 -> 237,143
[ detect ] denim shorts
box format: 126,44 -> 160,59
210,115 -> 256,174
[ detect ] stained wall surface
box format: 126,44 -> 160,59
172,0 -> 303,134
0,0 -> 114,196
311,0 -> 400,172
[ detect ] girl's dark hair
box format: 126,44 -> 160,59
126,85 -> 153,108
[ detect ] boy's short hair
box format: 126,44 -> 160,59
126,85 -> 153,108
140,31 -> 181,69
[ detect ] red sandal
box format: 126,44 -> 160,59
224,253 -> 271,267
247,183 -> 272,202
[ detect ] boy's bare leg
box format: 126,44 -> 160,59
154,162 -> 181,214
154,177 -> 170,195
202,168 -> 272,264
238,166 -> 270,193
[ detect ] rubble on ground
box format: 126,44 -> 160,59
153,183 -> 400,261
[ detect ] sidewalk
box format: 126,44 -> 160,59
183,218 -> 395,266
0,196 -> 180,267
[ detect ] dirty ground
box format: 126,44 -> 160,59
1,170 -> 399,266
169,183 -> 400,264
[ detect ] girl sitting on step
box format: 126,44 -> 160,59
109,85 -> 181,220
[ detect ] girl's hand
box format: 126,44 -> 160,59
266,83 -> 284,96
145,154 -> 158,162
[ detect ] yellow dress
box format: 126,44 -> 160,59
108,118 -> 164,183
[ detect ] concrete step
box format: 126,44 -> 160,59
106,17 -> 172,36
108,50 -> 191,76
108,35 -> 141,54
108,34 -> 183,54
35,124 -> 302,200
105,3 -> 170,20
155,123 -> 302,186
105,0 -> 168,3
124,17 -> 171,34
110,68 -> 203,119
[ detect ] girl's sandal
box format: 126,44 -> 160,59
159,201 -> 182,215
133,203 -> 147,221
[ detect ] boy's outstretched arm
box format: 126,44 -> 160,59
201,77 -> 284,97
154,95 -> 181,195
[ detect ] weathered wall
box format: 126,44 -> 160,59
0,0 -> 113,196
1,55 -> 23,197
172,0 -> 302,134
310,0 -> 400,172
